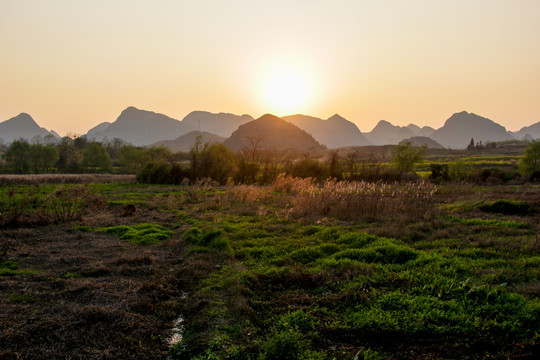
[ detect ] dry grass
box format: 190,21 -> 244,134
0,174 -> 136,185
269,175 -> 438,221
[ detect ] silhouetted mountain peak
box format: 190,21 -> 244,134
372,120 -> 394,130
258,113 -> 282,122
224,114 -> 325,153
86,106 -> 192,146
0,113 -> 55,143
431,111 -> 513,148
9,113 -> 37,126
443,111 -> 506,130
406,124 -> 421,133
327,114 -> 347,122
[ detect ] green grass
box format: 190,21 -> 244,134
96,223 -> 173,245
0,260 -> 41,276
447,215 -> 529,229
164,181 -> 539,359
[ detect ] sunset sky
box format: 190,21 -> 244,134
1,0 -> 540,136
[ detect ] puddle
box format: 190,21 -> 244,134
168,291 -> 188,347
168,316 -> 185,346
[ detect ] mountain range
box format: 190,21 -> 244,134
1,107 -> 539,150
0,113 -> 59,143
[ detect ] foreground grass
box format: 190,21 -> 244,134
1,179 -> 539,359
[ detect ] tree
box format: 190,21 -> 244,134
519,140 -> 540,181
4,140 -> 31,173
118,145 -> 150,174
82,142 -> 112,173
328,151 -> 343,180
467,138 -> 475,150
146,146 -> 173,164
391,142 -> 426,175
29,144 -> 59,173
190,137 -> 237,184
57,138 -> 83,173
242,135 -> 265,162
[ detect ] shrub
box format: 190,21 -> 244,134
477,200 -> 531,216
519,140 -> 540,181
286,159 -> 328,181
182,227 -> 202,244
275,310 -> 315,333
190,139 -> 237,185
263,330 -> 305,360
136,162 -> 172,184
469,167 -> 520,184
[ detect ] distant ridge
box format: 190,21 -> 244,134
86,122 -> 111,137
224,114 -> 326,153
181,111 -> 253,138
4,107 -> 538,149
364,120 -> 416,145
400,136 -> 445,149
511,121 -> 540,140
406,124 -> 435,137
0,113 -> 57,143
87,106 -> 193,146
431,111 -> 514,148
150,131 -> 225,153
282,114 -> 371,148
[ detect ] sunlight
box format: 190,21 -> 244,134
262,65 -> 311,115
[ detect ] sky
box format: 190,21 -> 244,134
1,0 -> 540,136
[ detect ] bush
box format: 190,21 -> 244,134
477,200 -> 531,216
263,330 -> 305,360
286,159 -> 327,181
468,167 -> 520,184
519,141 -> 540,181
136,162 -> 171,184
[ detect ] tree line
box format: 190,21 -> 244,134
1,135 -> 538,183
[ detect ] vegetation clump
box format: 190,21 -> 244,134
97,223 -> 173,245
477,199 -> 532,216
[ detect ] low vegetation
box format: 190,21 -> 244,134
1,141 -> 539,359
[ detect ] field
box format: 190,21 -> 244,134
1,175 -> 539,359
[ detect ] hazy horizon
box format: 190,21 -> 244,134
2,0 -> 540,136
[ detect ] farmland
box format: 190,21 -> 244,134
0,171 -> 538,359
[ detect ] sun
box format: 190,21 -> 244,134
262,66 -> 311,115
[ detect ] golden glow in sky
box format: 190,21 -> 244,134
261,64 -> 313,115
1,0 -> 540,135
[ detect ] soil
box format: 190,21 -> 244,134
0,206 -> 185,359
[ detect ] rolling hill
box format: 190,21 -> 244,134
224,114 -> 326,153
150,131 -> 225,153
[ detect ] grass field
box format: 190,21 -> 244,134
1,175 -> 539,359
